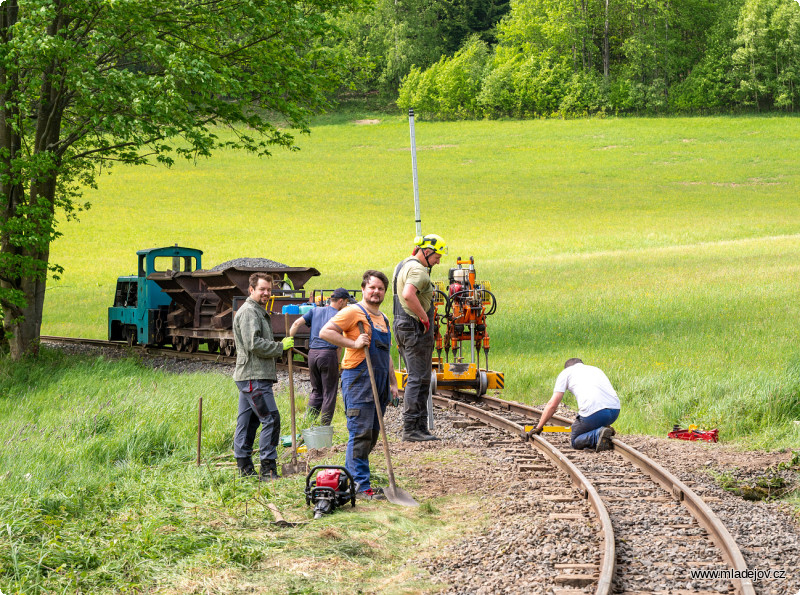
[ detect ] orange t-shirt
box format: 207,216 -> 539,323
329,304 -> 389,369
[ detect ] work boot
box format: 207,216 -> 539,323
401,418 -> 427,442
595,427 -> 615,452
415,418 -> 440,441
259,460 -> 281,481
356,487 -> 385,501
236,457 -> 256,477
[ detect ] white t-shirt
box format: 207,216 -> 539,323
554,363 -> 620,418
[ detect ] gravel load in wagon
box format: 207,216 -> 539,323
212,257 -> 289,270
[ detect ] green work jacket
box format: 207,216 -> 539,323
232,297 -> 284,382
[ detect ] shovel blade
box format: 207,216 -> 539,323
383,484 -> 419,507
281,461 -> 303,476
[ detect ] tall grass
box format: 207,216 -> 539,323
41,115 -> 800,448
0,349 -> 473,593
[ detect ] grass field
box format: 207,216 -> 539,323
43,114 -> 800,448
2,113 -> 798,593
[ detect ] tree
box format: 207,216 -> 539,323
332,0 -> 509,95
733,0 -> 800,109
0,0 -> 355,359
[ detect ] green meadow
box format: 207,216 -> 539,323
44,114 -> 800,448
2,114 -> 798,593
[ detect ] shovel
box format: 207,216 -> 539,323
358,321 -> 418,507
282,317 -> 303,476
267,503 -> 307,527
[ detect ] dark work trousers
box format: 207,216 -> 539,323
233,379 -> 281,463
394,309 -> 434,425
571,408 -> 620,450
341,305 -> 391,492
307,348 -> 340,425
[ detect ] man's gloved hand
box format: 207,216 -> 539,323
281,337 -> 294,351
527,426 -> 543,439
390,395 -> 400,407
422,318 -> 430,333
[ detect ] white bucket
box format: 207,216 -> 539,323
302,426 -> 334,449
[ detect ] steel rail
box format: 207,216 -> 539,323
448,391 -> 573,428
40,335 -> 310,372
42,335 -> 237,363
612,439 -> 756,595
436,389 -> 756,595
432,394 -> 616,595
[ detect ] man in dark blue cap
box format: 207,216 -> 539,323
289,287 -> 352,425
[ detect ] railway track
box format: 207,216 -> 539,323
40,335 -> 309,371
433,390 -> 756,595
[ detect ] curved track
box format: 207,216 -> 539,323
434,391 -> 756,595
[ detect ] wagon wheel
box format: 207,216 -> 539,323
186,338 -> 199,353
126,326 -> 137,347
174,336 -> 186,352
206,339 -> 220,354
222,340 -> 236,357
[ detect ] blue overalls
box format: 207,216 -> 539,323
340,304 -> 391,492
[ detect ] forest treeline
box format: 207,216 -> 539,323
331,0 -> 800,117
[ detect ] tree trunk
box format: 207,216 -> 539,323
603,0 -> 609,80
5,271 -> 47,358
581,0 -> 587,71
0,1 -> 64,359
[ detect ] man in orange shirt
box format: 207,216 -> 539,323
319,270 -> 399,500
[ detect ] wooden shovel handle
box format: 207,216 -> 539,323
357,321 -> 398,489
285,316 -> 298,467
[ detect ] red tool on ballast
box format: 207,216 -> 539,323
668,424 -> 719,443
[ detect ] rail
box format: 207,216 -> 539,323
433,394 -> 616,595
612,439 -> 755,595
436,390 -> 756,595
40,335 -> 309,371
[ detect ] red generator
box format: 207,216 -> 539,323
305,466 -> 356,519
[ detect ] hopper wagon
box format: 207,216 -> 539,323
108,246 -> 326,359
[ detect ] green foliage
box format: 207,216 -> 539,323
397,36 -> 489,119
670,0 -> 744,111
330,0 -> 509,96
0,0 -> 359,358
711,468 -> 795,501
733,0 -> 800,110
395,0 -> 800,118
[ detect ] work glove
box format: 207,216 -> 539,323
281,337 -> 294,350
527,426 -> 543,440
390,395 -> 400,407
422,319 -> 430,333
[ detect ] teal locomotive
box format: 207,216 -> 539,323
108,246 -> 322,355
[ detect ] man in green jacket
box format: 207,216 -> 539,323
233,272 -> 294,481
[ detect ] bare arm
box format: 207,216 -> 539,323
289,317 -> 308,337
401,283 -> 428,323
534,391 -> 565,432
319,321 -> 369,350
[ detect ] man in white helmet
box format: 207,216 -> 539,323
392,234 -> 447,442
